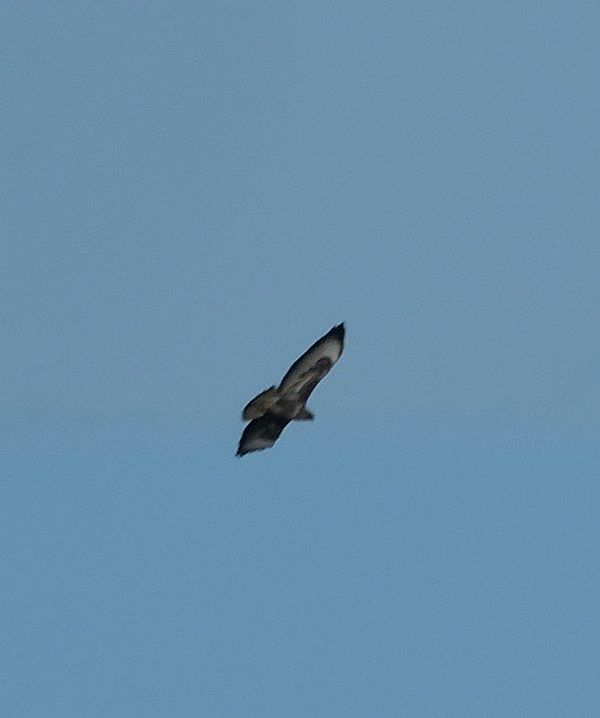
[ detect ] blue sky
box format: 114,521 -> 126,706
2,1 -> 599,715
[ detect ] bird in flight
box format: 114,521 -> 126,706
236,323 -> 345,456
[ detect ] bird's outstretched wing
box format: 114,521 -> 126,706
278,323 -> 345,400
236,413 -> 291,456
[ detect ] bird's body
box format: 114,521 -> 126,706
237,323 -> 345,456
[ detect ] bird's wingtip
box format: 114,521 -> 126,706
331,322 -> 345,339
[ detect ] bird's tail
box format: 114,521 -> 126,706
294,407 -> 314,420
242,386 -> 279,420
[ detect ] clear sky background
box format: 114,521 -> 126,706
2,2 -> 599,716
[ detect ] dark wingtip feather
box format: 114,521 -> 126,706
330,322 -> 345,341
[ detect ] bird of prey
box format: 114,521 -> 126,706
236,323 -> 345,456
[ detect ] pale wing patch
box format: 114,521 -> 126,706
316,336 -> 343,364
281,359 -> 331,401
279,333 -> 343,392
243,434 -> 275,451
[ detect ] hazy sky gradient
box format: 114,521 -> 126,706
3,2 -> 599,715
